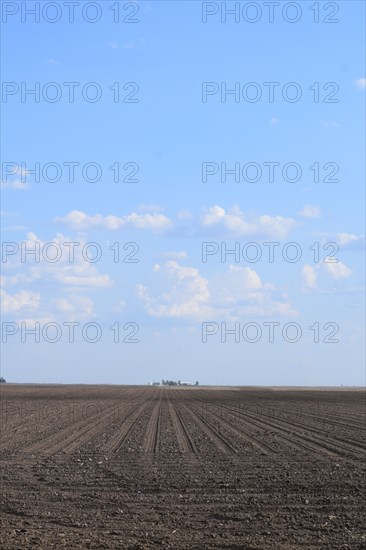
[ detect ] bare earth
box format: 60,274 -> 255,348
0,385 -> 365,549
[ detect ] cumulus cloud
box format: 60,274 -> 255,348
137,261 -> 297,321
336,233 -> 360,246
201,205 -> 296,239
212,265 -> 263,304
301,257 -> 354,292
55,205 -> 303,239
1,179 -> 28,190
302,264 -> 317,289
1,274 -> 34,287
1,289 -> 40,314
137,261 -> 212,319
15,316 -> 56,327
3,232 -> 113,289
53,268 -> 112,288
114,300 -> 127,313
324,260 -> 352,280
313,232 -> 364,249
210,265 -> 296,318
299,204 -> 321,218
1,165 -> 30,190
53,294 -> 94,320
55,210 -> 172,233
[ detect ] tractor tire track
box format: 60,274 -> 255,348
232,406 -> 366,458
168,396 -> 198,454
181,402 -> 238,455
228,407 -> 362,459
106,404 -> 147,454
187,393 -> 365,460
198,405 -> 277,456
143,398 -> 162,453
23,406 -> 118,456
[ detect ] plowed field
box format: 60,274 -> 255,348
0,385 -> 365,549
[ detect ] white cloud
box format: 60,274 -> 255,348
53,269 -> 112,288
56,210 -> 172,232
137,261 -> 297,321
1,289 -> 40,314
3,232 -> 113,288
137,261 -> 212,319
1,178 -> 28,190
313,231 -> 364,248
1,165 -> 30,190
324,260 -> 352,280
336,233 -> 359,246
209,266 -> 264,309
211,266 -> 297,318
15,316 -> 55,327
201,205 -> 296,239
302,264 -> 317,289
53,294 -> 94,320
354,78 -> 366,89
299,204 -> 321,218
202,205 -> 225,225
1,274 -> 34,287
55,205 -> 319,240
114,300 -> 127,313
302,257 -> 354,292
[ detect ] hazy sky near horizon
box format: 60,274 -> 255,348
1,0 -> 365,385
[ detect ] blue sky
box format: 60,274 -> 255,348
1,1 -> 365,385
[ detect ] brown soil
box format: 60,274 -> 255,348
0,385 -> 365,549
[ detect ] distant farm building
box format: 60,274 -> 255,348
158,380 -> 199,387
